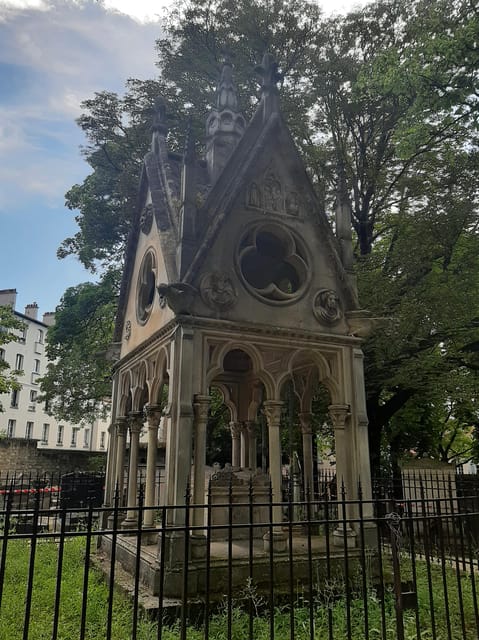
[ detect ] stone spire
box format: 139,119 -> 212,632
255,52 -> 283,120
205,59 -> 246,183
151,97 -> 168,154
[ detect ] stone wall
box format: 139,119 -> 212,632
0,438 -> 106,475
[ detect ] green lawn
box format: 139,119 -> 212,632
0,536 -> 477,639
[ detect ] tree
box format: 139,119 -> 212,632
39,272 -> 118,424
0,305 -> 24,412
53,0 -> 478,474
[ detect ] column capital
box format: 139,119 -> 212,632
328,404 -> 351,429
298,412 -> 313,435
193,394 -> 211,423
263,400 -> 283,428
144,404 -> 163,428
116,416 -> 128,437
128,412 -> 144,434
229,421 -> 242,438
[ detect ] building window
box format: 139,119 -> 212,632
19,326 -> 27,343
41,423 -> 49,444
37,329 -> 44,343
25,422 -> 34,439
34,359 -> 40,374
15,354 -> 24,370
0,348 -> 5,361
83,428 -> 90,448
7,419 -> 16,438
10,389 -> 20,408
100,431 -> 106,449
71,428 -> 79,447
57,425 -> 64,446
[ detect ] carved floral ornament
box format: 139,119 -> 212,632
313,288 -> 343,325
236,222 -> 310,305
247,171 -> 303,218
200,271 -> 238,311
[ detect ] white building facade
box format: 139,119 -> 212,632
0,289 -> 109,453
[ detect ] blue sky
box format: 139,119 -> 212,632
0,0 -> 363,319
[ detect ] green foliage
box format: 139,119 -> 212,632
0,305 -> 24,411
39,272 -> 119,424
54,0 -> 479,471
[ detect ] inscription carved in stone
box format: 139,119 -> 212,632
313,289 -> 343,325
200,271 -> 237,311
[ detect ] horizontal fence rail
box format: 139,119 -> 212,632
0,473 -> 478,639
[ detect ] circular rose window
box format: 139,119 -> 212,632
136,250 -> 157,324
236,223 -> 310,304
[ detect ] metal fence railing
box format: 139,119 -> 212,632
1,473 -> 479,639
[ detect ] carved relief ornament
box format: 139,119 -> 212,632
313,289 -> 343,325
140,204 -> 154,235
200,271 -> 237,311
246,173 -> 303,218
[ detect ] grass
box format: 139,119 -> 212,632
0,535 -> 478,639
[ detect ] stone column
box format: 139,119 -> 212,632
299,413 -> 314,499
329,404 -> 356,547
122,412 -> 143,529
191,395 -> 210,559
230,421 -> 241,468
115,417 -> 128,506
104,420 -> 117,506
245,421 -> 258,470
240,423 -> 249,469
144,405 -> 162,528
263,401 -> 284,524
192,395 -> 210,522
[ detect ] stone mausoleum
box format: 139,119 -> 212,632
102,54 -> 374,595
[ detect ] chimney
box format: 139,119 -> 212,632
42,312 -> 55,327
24,303 -> 39,320
0,289 -> 17,308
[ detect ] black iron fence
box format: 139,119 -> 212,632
1,473 -> 479,639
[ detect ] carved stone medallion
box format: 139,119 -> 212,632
139,204 -> 153,235
313,289 -> 343,325
200,271 -> 237,311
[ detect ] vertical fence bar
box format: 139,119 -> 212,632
324,486 -> 334,640
340,481 -> 352,640
448,479 -> 466,640
287,476 -> 295,640
106,486 -> 120,640
375,501 -> 387,640
405,503 -> 420,640
435,499 -> 452,640
157,503 -> 167,640
248,476 -> 254,640
79,500 -> 95,640
132,486 -> 144,640
419,479 -> 437,640
0,482 -> 13,610
204,481 -> 212,640
22,488 -> 40,640
51,500 -> 67,640
268,479 -> 275,640
357,481 -> 369,640
227,476 -> 233,640
180,484 -> 191,640
306,485 -> 314,640
387,511 -> 404,640
465,516 -> 479,637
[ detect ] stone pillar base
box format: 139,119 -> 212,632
120,515 -> 138,533
263,530 -> 288,553
190,533 -> 207,560
333,526 -> 357,548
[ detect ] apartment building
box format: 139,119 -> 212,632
0,289 -> 109,453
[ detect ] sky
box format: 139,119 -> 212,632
0,0 -> 366,319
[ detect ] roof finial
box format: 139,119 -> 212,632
151,96 -> 168,153
255,52 -> 283,94
216,52 -> 239,112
